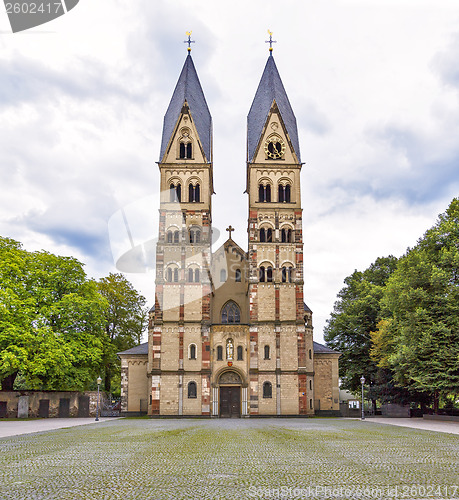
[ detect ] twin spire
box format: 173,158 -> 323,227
160,32 -> 300,164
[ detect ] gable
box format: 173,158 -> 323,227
159,55 -> 212,163
251,102 -> 300,165
247,55 -> 301,163
161,102 -> 207,164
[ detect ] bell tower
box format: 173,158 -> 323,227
150,47 -> 213,416
246,47 -> 314,415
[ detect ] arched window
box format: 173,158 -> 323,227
180,142 -> 192,159
166,268 -> 172,282
194,269 -> 200,283
309,380 -> 312,391
282,266 -> 293,283
259,266 -> 265,282
170,183 -> 181,202
220,269 -> 227,282
188,381 -> 197,398
281,228 -> 293,243
263,382 -> 272,398
235,269 -> 241,282
278,184 -> 284,203
259,184 -> 264,202
189,344 -> 197,360
173,268 -> 179,283
264,345 -> 270,360
217,345 -> 223,360
167,231 -> 173,243
188,268 -> 194,282
260,229 -> 266,242
266,228 -> 273,242
189,228 -> 201,243
309,349 -> 312,359
278,184 -> 291,203
221,301 -> 241,324
237,345 -> 243,361
258,183 -> 271,202
266,266 -> 273,282
188,183 -> 200,203
174,231 -> 180,243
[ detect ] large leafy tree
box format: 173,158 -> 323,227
324,256 -> 398,405
97,273 -> 148,392
377,199 -> 459,409
0,237 -> 107,391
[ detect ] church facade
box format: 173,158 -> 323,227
119,48 -> 340,417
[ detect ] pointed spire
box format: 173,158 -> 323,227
159,54 -> 212,163
247,55 -> 301,163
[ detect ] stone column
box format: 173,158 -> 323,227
241,387 -> 248,416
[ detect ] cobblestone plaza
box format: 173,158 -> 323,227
0,418 -> 458,499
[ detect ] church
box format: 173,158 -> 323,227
119,40 -> 340,417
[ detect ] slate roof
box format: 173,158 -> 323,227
247,54 -> 301,163
159,54 -> 212,163
118,342 -> 148,356
313,341 -> 340,354
304,302 -> 312,313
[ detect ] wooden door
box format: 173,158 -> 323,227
220,386 -> 240,417
78,396 -> 90,417
38,399 -> 49,418
59,398 -> 70,418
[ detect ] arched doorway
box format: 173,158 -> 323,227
218,371 -> 241,418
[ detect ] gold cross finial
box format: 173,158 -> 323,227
184,31 -> 195,53
265,30 -> 277,53
226,225 -> 235,239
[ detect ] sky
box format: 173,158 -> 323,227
1,0 -> 459,343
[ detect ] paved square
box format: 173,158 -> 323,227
0,418 -> 458,499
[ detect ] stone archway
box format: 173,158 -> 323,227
218,371 -> 242,418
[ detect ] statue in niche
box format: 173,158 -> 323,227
226,338 -> 234,361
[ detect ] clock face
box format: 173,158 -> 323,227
264,136 -> 286,159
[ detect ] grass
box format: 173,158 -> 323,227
0,418 -> 457,499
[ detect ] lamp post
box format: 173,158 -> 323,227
360,376 -> 365,420
95,376 -> 102,422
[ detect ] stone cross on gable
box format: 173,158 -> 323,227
226,225 -> 234,239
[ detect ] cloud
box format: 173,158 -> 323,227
0,55 -> 137,109
298,101 -> 331,136
432,33 -> 459,89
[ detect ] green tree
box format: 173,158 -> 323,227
97,273 -> 148,393
324,256 -> 398,406
380,199 -> 459,410
0,237 -> 107,390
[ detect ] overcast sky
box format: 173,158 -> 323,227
1,0 -> 458,343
